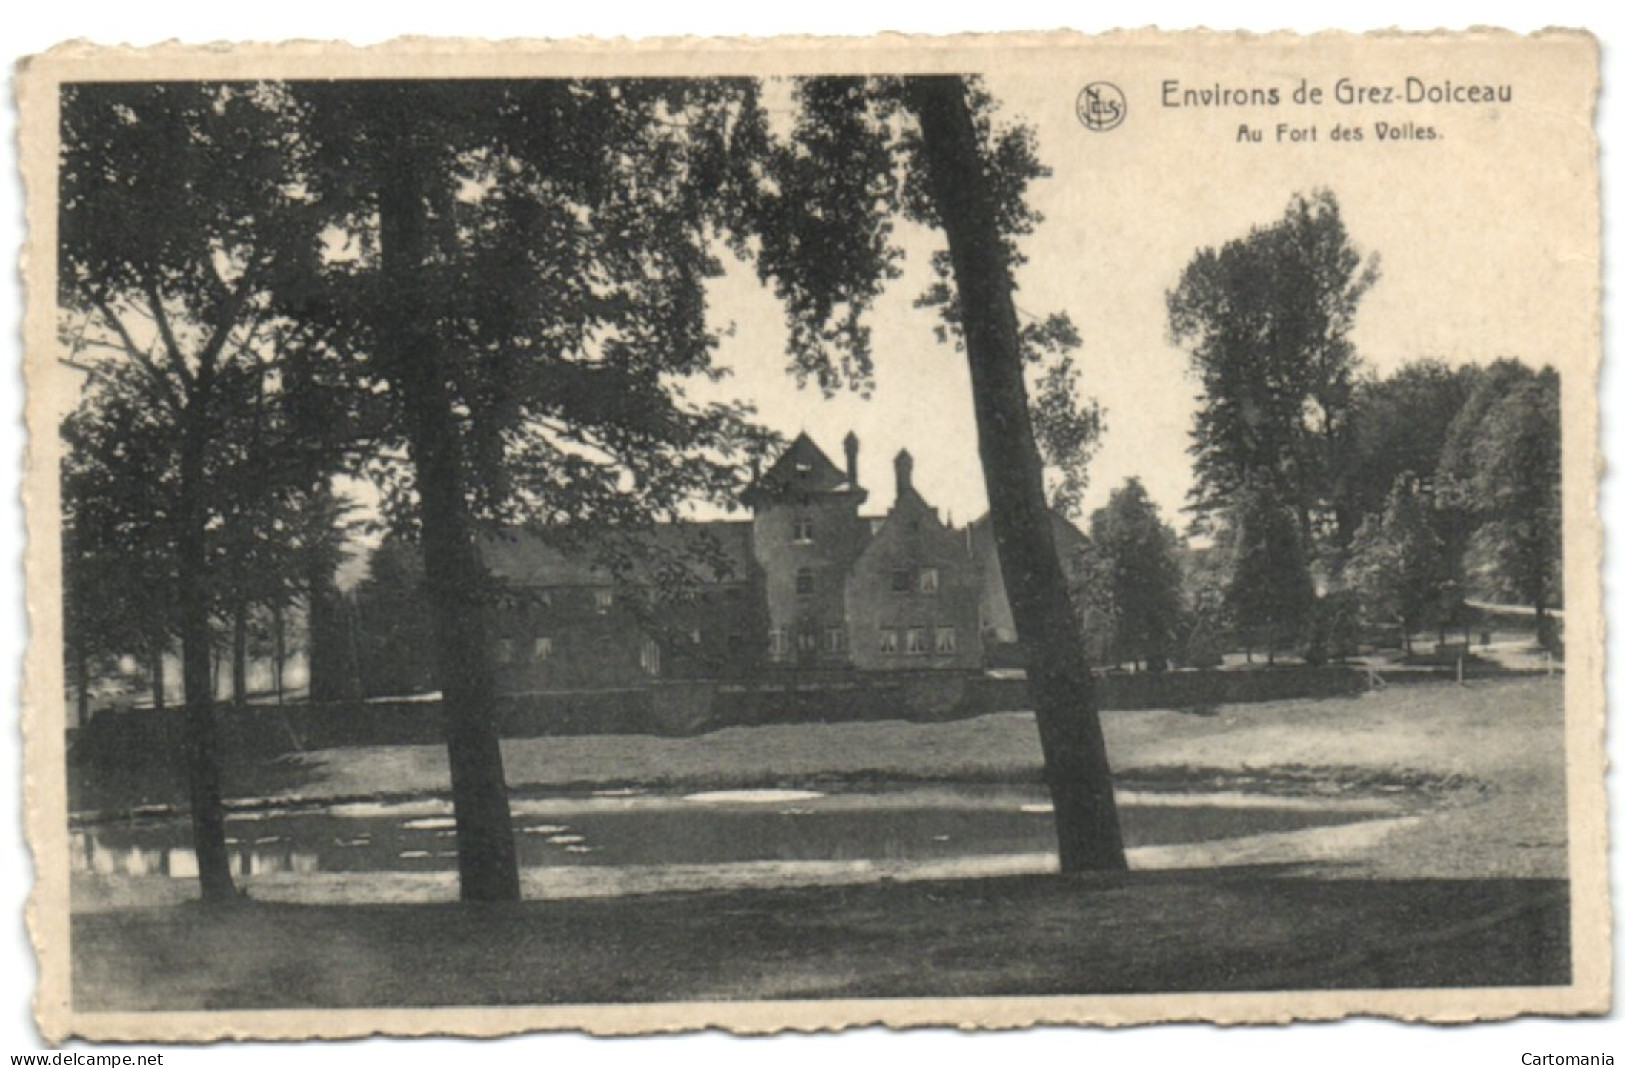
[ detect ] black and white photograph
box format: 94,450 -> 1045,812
14,29 -> 1605,1043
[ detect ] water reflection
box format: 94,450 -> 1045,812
70,834 -> 320,878
71,786 -> 1386,883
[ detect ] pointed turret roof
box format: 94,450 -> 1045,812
741,432 -> 867,508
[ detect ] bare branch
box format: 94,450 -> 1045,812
86,288 -> 184,415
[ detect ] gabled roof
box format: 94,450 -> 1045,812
741,432 -> 865,507
967,509 -> 1090,562
479,522 -> 754,589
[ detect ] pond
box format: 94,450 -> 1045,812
71,784 -> 1401,898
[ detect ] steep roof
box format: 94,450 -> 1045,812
852,477 -> 971,568
741,432 -> 865,507
478,521 -> 754,588
967,509 -> 1090,564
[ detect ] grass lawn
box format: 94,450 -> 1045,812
74,677 -> 1567,882
249,677 -> 1566,882
64,677 -> 1574,1013
257,675 -> 1561,798
72,871 -> 1569,1011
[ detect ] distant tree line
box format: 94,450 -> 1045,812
1104,190 -> 1568,667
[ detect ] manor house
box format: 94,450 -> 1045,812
479,433 -> 1080,692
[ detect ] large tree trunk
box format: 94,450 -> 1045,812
906,77 -> 1126,873
177,416 -> 236,902
373,89 -> 520,903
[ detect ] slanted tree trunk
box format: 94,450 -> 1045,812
906,76 -> 1126,873
373,89 -> 520,902
177,409 -> 236,902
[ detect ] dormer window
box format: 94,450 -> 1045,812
793,516 -> 814,544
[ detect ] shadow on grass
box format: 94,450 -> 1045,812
71,869 -> 1570,1010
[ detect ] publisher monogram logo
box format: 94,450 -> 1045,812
1077,82 -> 1127,131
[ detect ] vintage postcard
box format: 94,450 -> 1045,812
16,29 -> 1604,1043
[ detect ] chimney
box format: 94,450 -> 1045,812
894,448 -> 914,498
843,431 -> 859,486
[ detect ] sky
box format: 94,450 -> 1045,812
692,41 -> 1596,531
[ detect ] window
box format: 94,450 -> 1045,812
532,637 -> 553,661
891,568 -> 911,593
594,589 -> 614,614
797,629 -> 818,654
918,567 -> 940,595
640,639 -> 661,677
934,626 -> 957,654
793,516 -> 814,544
495,639 -> 516,664
689,628 -> 703,646
769,628 -> 788,659
878,628 -> 899,655
824,626 -> 847,653
795,567 -> 815,596
727,632 -> 744,652
906,627 -> 930,655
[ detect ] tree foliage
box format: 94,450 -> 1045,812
1167,190 -> 1380,546
1343,360 -> 1477,533
59,81 -> 354,901
1448,369 -> 1562,641
744,74 -> 1124,869
60,74 -> 1127,893
351,535 -> 436,698
1225,483 -> 1317,661
1344,477 -> 1448,650
1083,479 -> 1183,671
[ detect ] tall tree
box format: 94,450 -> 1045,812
903,76 -> 1125,870
60,361 -> 180,720
1086,479 -> 1184,672
59,82 -> 328,901
1343,360 -> 1477,533
1344,477 -> 1448,654
292,80 -> 775,900
1225,483 -> 1316,663
1449,369 -> 1562,644
750,76 -> 1125,871
352,535 -> 437,699
1167,190 -> 1380,549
